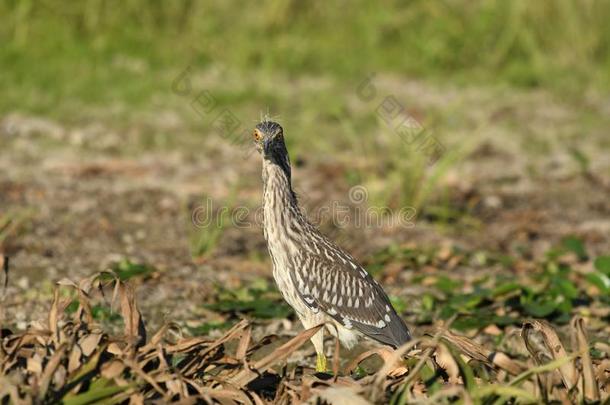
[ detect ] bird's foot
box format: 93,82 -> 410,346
315,353 -> 327,373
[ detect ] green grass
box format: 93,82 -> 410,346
371,237 -> 610,333
205,277 -> 293,320
1,0 -> 609,117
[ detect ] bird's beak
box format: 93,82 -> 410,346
262,137 -> 272,155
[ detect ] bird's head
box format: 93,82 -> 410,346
253,120 -> 285,156
253,120 -> 292,179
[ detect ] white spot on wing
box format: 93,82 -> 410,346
384,314 -> 391,322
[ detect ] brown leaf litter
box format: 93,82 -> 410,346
0,270 -> 608,404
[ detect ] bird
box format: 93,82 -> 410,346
253,120 -> 411,372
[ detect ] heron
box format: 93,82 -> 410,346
253,120 -> 411,372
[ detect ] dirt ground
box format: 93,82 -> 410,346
1,78 -> 609,373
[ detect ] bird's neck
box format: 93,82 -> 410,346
262,159 -> 297,210
262,158 -> 305,245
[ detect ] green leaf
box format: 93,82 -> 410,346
420,362 -> 442,393
594,255 -> 610,275
492,282 -> 521,297
106,260 -> 156,281
452,316 -> 489,331
390,296 -> 407,314
438,305 -> 458,320
352,365 -> 368,379
66,299 -> 79,314
435,276 -> 461,294
586,272 -> 610,294
448,293 -> 483,311
91,305 -> 122,322
421,293 -> 435,312
522,299 -> 557,318
208,282 -> 294,320
452,313 -> 518,331
551,277 -> 578,299
62,379 -> 130,405
206,297 -> 292,319
561,236 -> 587,260
472,385 -> 537,403
187,320 -> 233,335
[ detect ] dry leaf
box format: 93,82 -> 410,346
119,282 -> 146,350
48,288 -> 60,345
435,343 -> 460,384
26,353 -> 43,374
489,351 -> 524,376
571,316 -> 599,401
37,344 -> 66,400
235,325 -> 251,361
523,320 -> 577,390
79,333 -> 102,357
230,324 -> 323,387
101,360 -> 126,379
2,270 -> 607,404
313,386 -> 372,405
68,344 -> 82,373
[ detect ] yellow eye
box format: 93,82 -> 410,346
253,130 -> 262,141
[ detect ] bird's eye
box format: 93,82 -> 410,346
253,130 -> 262,141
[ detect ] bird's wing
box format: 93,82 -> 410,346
290,248 -> 411,348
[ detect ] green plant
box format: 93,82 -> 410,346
205,278 -> 293,320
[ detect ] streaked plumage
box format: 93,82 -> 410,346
253,120 -> 411,369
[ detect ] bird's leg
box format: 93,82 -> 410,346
316,353 -> 327,373
311,329 -> 327,372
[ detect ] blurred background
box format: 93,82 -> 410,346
1,1 -> 609,336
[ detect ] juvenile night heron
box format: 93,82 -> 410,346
253,120 -> 411,372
